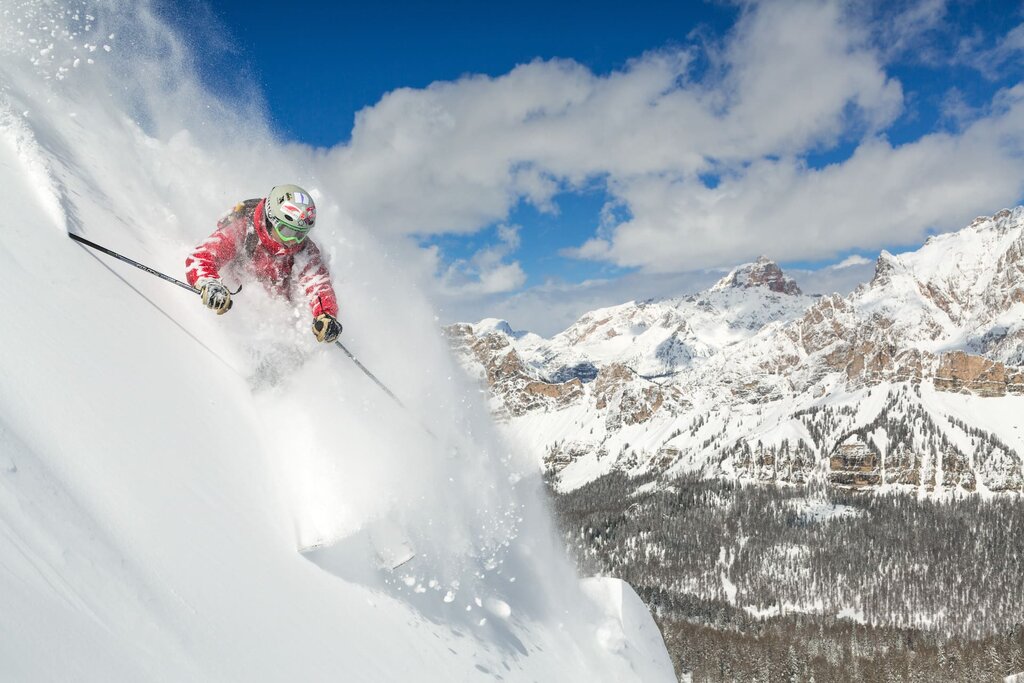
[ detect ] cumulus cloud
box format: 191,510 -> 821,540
438,224 -> 527,295
315,0 -> 1024,306
324,1 -> 901,236
833,254 -> 873,269
581,89 -> 1024,270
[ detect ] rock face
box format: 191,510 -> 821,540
445,324 -> 583,418
448,209 -> 1024,495
592,363 -> 681,429
934,351 -> 1024,396
829,440 -> 881,488
712,256 -> 803,295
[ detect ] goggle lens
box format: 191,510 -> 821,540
269,215 -> 311,244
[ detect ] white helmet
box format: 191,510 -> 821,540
265,184 -> 316,245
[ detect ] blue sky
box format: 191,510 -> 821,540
162,0 -> 1024,333
176,0 -> 734,147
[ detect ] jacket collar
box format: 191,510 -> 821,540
254,198 -> 304,256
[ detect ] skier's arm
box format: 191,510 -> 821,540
295,241 -> 342,342
295,241 -> 339,319
185,206 -> 246,288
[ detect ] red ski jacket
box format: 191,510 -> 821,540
185,198 -> 339,319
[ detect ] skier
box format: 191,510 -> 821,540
185,184 -> 343,344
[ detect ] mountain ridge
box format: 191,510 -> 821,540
448,209 -> 1024,494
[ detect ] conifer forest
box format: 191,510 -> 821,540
552,474 -> 1024,681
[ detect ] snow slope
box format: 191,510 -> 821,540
0,2 -> 673,681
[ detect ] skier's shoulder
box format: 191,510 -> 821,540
216,198 -> 263,228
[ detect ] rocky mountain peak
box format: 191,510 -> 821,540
712,256 -> 802,295
987,206 -> 1024,232
869,250 -> 904,287
953,208 -> 1024,243
474,318 -> 516,336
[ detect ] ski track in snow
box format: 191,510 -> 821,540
0,2 -> 674,681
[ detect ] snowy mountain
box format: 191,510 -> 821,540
450,215 -> 1024,494
450,257 -> 817,408
0,3 -> 674,681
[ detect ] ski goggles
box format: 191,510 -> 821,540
267,213 -> 312,244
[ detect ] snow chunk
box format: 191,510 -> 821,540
483,597 -> 511,619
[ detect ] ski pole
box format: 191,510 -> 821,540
68,233 -> 241,295
69,232 -> 240,372
318,294 -> 430,431
334,340 -> 405,407
333,340 -> 438,440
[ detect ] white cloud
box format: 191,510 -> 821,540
322,1 -> 903,242
719,1 -> 903,147
833,254 -> 872,269
868,0 -> 949,64
584,91 -> 1024,270
438,224 -> 527,295
314,0 -> 1024,312
956,21 -> 1024,78
474,262 -> 527,294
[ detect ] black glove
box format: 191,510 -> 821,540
198,279 -> 232,314
312,313 -> 342,343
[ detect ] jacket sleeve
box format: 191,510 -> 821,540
294,240 -> 339,319
185,205 -> 247,287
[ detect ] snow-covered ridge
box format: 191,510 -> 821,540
0,3 -> 673,680
450,211 -> 1024,494
854,206 -> 1024,356
461,257 -> 817,383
